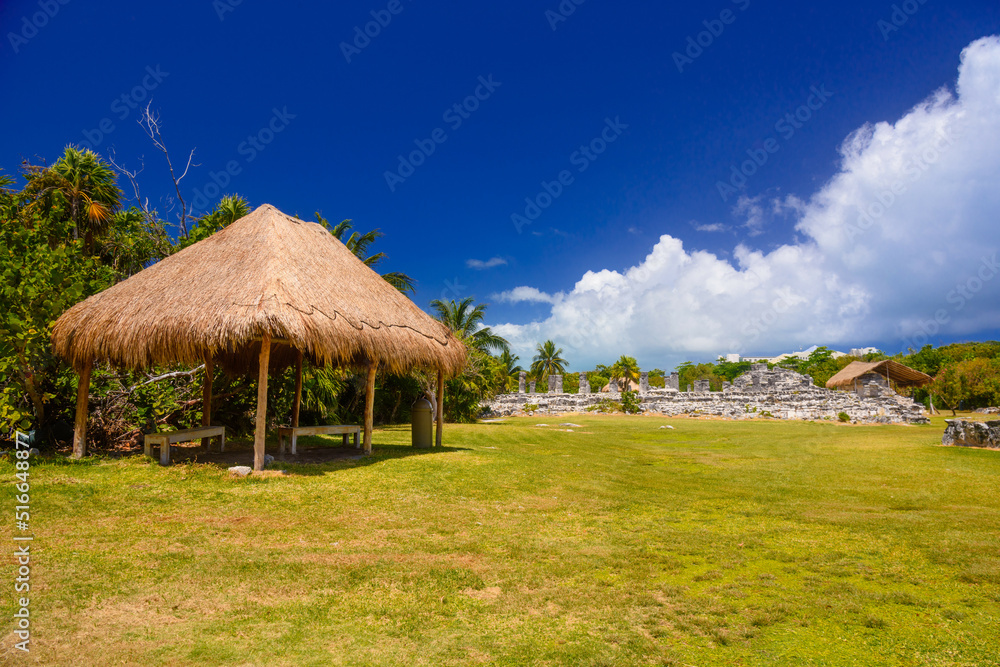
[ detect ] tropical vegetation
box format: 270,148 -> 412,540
0,146 -> 491,449
529,339 -> 567,381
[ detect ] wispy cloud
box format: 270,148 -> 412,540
693,222 -> 728,232
734,194 -> 766,236
466,256 -> 508,270
493,286 -> 558,304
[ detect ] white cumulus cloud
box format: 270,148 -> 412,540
491,36 -> 1000,370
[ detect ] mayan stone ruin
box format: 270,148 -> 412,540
942,419 -> 1000,448
489,364 -> 930,424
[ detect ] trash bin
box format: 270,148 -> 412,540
411,397 -> 433,448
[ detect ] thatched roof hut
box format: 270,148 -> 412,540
825,360 -> 932,391
600,379 -> 641,393
52,204 -> 466,468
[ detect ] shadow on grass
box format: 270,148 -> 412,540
154,435 -> 470,475
40,432 -> 469,476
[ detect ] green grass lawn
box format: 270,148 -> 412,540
2,414 -> 999,666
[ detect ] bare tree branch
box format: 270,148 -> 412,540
107,149 -> 146,211
124,365 -> 205,394
139,102 -> 198,238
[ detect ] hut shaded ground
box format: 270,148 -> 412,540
52,204 -> 465,469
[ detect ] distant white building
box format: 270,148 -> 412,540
726,345 -> 850,364
849,347 -> 880,357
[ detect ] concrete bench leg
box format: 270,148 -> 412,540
291,433 -> 298,456
220,431 -> 225,452
159,439 -> 171,466
279,432 -> 285,456
144,439 -> 152,459
354,431 -> 360,449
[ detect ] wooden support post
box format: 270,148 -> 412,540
363,361 -> 377,455
435,369 -> 444,448
72,361 -> 92,459
292,349 -> 303,428
201,356 -> 214,449
254,334 -> 271,472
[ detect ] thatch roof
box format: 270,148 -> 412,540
825,360 -> 932,389
52,204 -> 466,376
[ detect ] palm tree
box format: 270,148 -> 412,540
23,147 -> 122,249
609,355 -> 640,391
180,195 -> 251,249
430,297 -> 509,354
530,340 -> 567,381
316,214 -> 415,294
499,349 -> 523,390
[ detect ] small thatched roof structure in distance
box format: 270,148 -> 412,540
825,360 -> 932,390
52,204 -> 465,376
600,379 -> 641,392
52,204 -> 466,468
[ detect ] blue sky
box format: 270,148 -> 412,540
2,0 -> 999,371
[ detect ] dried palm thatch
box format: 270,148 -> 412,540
52,204 -> 466,376
825,360 -> 932,389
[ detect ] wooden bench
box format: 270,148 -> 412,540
277,424 -> 360,455
144,426 -> 226,466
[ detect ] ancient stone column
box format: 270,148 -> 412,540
518,371 -> 526,394
579,372 -> 590,394
640,372 -> 649,394
609,378 -> 619,393
547,375 -> 557,393
722,381 -> 731,392
668,372 -> 679,391
529,381 -> 536,394
554,375 -> 563,394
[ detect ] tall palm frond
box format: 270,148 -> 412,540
22,147 -> 122,247
316,213 -> 415,294
430,297 -> 509,354
529,340 -> 567,380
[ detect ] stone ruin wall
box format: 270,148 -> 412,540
942,419 -> 1000,448
490,365 -> 929,424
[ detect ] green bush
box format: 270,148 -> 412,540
838,411 -> 851,422
585,399 -> 623,413
621,390 -> 641,414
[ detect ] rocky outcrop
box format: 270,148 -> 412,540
486,365 -> 930,424
942,419 -> 1000,448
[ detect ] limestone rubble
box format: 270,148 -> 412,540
942,419 -> 1000,448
